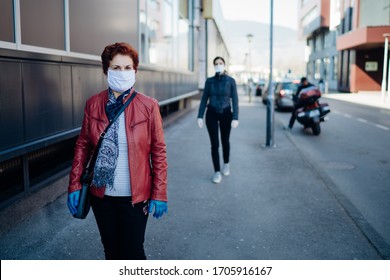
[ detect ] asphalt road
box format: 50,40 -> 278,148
276,97 -> 390,258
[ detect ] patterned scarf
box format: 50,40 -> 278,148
92,88 -> 130,189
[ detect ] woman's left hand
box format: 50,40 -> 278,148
67,190 -> 81,215
148,200 -> 168,219
231,120 -> 239,128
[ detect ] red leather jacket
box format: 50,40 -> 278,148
68,89 -> 168,204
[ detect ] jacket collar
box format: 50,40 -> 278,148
214,72 -> 226,80
122,88 -> 136,103
104,87 -> 136,104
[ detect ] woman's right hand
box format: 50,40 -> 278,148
197,118 -> 204,128
67,190 -> 81,215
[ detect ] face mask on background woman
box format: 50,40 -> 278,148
214,64 -> 225,74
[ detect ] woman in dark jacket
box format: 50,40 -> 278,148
197,56 -> 239,184
67,42 -> 168,260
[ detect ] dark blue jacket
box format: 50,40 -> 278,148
197,73 -> 239,120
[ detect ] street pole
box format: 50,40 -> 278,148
387,36 -> 390,102
247,34 -> 254,103
381,33 -> 390,102
266,0 -> 274,147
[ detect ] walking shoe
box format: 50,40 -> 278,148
222,163 -> 230,176
282,125 -> 292,130
212,172 -> 222,184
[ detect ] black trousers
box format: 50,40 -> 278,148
91,195 -> 149,260
205,109 -> 232,172
288,100 -> 304,128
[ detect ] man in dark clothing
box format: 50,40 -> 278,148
284,77 -> 313,130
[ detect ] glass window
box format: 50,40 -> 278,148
308,38 -> 314,53
20,0 -> 65,50
0,0 -> 14,42
333,56 -> 338,80
323,57 -> 330,80
315,59 -> 321,79
281,82 -> 298,91
359,0 -> 390,26
307,60 -> 313,78
140,0 -> 149,62
315,34 -> 322,52
69,0 -> 138,56
324,31 -> 331,49
331,31 -> 337,47
341,50 -> 349,87
140,0 -> 190,70
177,9 -> 189,70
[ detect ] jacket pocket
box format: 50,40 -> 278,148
131,120 -> 147,130
130,119 -> 150,150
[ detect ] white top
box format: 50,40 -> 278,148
105,113 -> 132,196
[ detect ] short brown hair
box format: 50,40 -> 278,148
101,42 -> 139,75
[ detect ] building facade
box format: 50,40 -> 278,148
298,0 -> 390,92
0,0 -> 229,209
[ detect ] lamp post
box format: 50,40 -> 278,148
246,34 -> 254,103
246,33 -> 254,76
381,33 -> 390,102
245,52 -> 249,79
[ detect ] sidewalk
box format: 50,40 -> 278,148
323,91 -> 390,110
0,86 -> 384,260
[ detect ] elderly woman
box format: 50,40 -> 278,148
67,42 -> 168,260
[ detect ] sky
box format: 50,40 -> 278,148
217,0 -> 306,76
220,0 -> 300,30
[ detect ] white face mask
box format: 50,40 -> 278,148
214,64 -> 225,74
107,69 -> 136,92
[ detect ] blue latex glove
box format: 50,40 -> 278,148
67,190 -> 81,215
148,200 -> 168,219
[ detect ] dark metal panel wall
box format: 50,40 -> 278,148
0,61 -> 23,150
60,65 -> 73,124
0,50 -> 197,161
22,62 -> 73,141
136,68 -> 198,103
71,66 -> 106,126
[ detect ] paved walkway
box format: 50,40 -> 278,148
323,91 -> 390,110
0,86 -> 387,260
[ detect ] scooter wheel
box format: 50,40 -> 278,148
312,122 -> 321,135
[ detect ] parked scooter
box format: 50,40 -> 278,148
295,86 -> 330,135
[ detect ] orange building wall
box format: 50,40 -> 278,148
350,47 -> 384,92
350,64 -> 382,92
